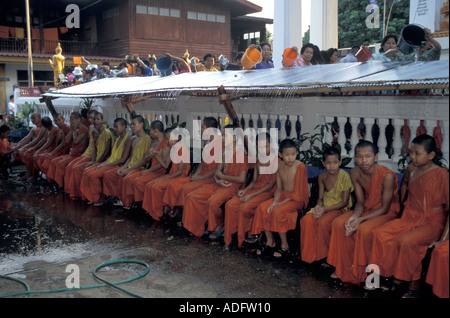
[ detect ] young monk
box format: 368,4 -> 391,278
182,124 -> 248,240
426,216 -> 449,298
0,125 -> 15,177
13,112 -> 46,180
46,112 -> 89,187
120,120 -> 168,209
327,140 -> 400,285
66,112 -> 112,200
300,147 -> 354,265
371,135 -> 449,297
30,117 -> 61,176
143,130 -> 191,221
102,115 -> 151,206
37,113 -> 71,176
223,132 -> 278,248
81,118 -> 132,206
252,139 -> 309,259
162,117 -> 220,222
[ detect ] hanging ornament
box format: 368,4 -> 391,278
225,115 -> 230,126
285,115 -> 292,137
266,116 -> 272,129
433,120 -> 443,151
295,115 -> 301,140
385,119 -> 395,159
371,119 -> 380,152
417,120 -> 427,136
257,114 -> 263,129
344,118 -> 352,154
248,114 -> 254,128
400,120 -> 411,155
240,114 -> 246,130
357,118 -> 366,140
331,117 -> 339,146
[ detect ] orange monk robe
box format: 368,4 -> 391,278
122,140 -> 170,207
15,126 -> 42,163
224,157 -> 279,247
162,146 -> 220,209
37,124 -> 70,176
371,168 -> 449,282
426,240 -> 449,298
66,129 -> 113,199
29,126 -> 60,172
63,132 -> 96,195
81,134 -> 130,204
300,169 -> 354,264
252,163 -> 309,236
327,165 -> 400,285
143,144 -> 191,220
47,125 -> 89,186
102,134 -> 152,201
22,126 -> 58,175
182,148 -> 249,237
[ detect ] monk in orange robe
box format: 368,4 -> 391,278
120,120 -> 168,209
37,113 -> 71,176
143,138 -> 191,221
252,139 -> 309,259
224,133 -> 278,248
300,147 -> 353,264
371,135 -> 449,297
327,140 -> 400,285
182,124 -> 249,239
66,112 -> 112,199
162,117 -> 220,220
426,239 -> 449,298
13,112 -> 46,180
102,115 -> 151,205
30,117 -> 60,174
81,118 -> 132,206
46,112 -> 89,187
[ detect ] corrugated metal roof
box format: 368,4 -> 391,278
44,60 -> 449,99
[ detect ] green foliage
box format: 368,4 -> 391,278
293,123 -> 352,169
398,153 -> 448,174
21,101 -> 38,128
338,0 -> 410,48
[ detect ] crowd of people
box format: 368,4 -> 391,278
0,110 -> 448,299
55,25 -> 441,87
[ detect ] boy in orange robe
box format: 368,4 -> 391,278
81,118 -> 132,206
327,140 -> 400,285
66,112 -> 112,200
37,113 -> 71,176
30,117 -> 60,174
182,124 -> 249,239
299,147 -> 353,265
371,135 -> 449,297
102,115 -> 151,205
426,230 -> 449,298
162,117 -> 220,220
224,132 -> 278,248
252,139 -> 309,259
120,120 -> 168,209
46,112 -> 89,187
143,133 -> 191,221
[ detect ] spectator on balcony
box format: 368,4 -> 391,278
292,43 -> 315,67
148,55 -> 160,76
194,54 -> 219,72
254,43 -> 274,69
371,34 -> 412,62
225,52 -> 245,71
327,48 -> 339,64
165,53 -> 191,74
321,50 -> 331,64
135,65 -> 146,77
340,46 -> 360,63
135,55 -> 153,76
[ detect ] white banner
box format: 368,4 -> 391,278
410,0 -> 437,32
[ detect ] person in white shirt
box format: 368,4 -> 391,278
7,95 -> 16,115
340,46 -> 360,63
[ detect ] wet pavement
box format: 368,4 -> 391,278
0,166 -> 433,303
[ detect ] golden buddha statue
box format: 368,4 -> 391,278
49,43 -> 65,86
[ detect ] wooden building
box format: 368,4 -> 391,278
0,0 -> 272,111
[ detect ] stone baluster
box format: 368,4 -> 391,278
409,119 -> 420,139
337,116 -> 347,158
393,119 -> 404,162
350,117 -> 360,157
365,118 -> 375,143
325,116 -> 335,145
378,118 -> 389,161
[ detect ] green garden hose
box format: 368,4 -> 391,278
0,259 -> 150,298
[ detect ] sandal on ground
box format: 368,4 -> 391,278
244,235 -> 260,244
402,289 -> 420,298
273,248 -> 290,260
381,279 -> 402,293
256,242 -> 275,257
94,201 -> 106,207
208,230 -> 224,241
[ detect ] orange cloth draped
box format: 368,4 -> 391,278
224,158 -> 278,247
251,163 -> 309,235
38,124 -> 70,176
16,126 -> 42,163
426,241 -> 449,298
64,156 -> 92,199
162,159 -> 218,209
122,140 -> 169,207
371,168 -> 449,282
182,149 -> 249,237
32,127 -> 60,172
81,165 -> 117,203
327,165 -> 400,284
46,126 -> 89,186
143,145 -> 191,221
22,127 -> 58,174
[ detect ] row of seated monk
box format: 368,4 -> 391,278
3,110 -> 448,299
